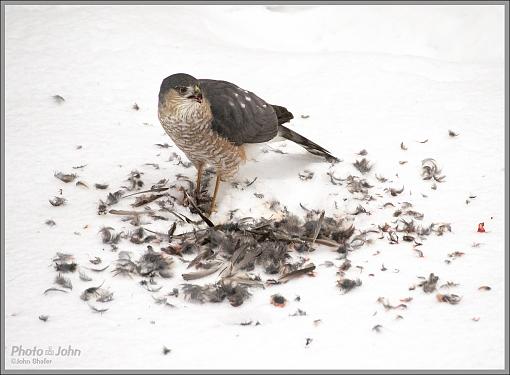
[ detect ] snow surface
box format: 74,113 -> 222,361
3,4 -> 506,370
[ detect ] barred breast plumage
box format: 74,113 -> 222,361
158,97 -> 245,180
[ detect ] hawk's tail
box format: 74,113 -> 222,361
277,124 -> 340,163
272,104 -> 294,125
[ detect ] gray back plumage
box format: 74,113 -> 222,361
199,79 -> 279,145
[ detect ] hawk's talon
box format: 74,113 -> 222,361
193,191 -> 201,204
207,204 -> 218,217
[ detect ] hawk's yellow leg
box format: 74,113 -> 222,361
194,163 -> 204,198
209,172 -> 222,216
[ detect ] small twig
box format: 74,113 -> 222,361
109,209 -> 155,216
182,189 -> 214,227
122,187 -> 169,198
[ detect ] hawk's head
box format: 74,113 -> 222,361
159,73 -> 203,107
158,73 -> 209,123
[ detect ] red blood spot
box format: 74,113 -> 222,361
477,223 -> 485,233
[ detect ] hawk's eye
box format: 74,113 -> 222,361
177,86 -> 187,95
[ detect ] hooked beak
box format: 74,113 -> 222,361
188,86 -> 203,103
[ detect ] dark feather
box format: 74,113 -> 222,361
94,183 -> 109,190
54,172 -> 77,183
49,197 -> 67,206
52,95 -> 65,103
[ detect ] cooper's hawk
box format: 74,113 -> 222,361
158,73 -> 338,215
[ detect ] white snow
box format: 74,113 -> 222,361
4,4 -> 506,370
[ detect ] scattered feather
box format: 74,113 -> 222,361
372,324 -> 383,333
279,263 -> 316,283
419,273 -> 439,293
79,270 -> 93,282
421,158 -> 446,183
126,170 -> 144,191
49,197 -> 67,206
112,251 -> 137,277
448,129 -> 459,137
290,309 -> 307,316
99,227 -> 122,244
43,288 -> 68,295
89,305 -> 109,314
137,246 -> 174,278
54,172 -> 77,183
353,158 -> 372,174
76,180 -> 89,188
182,281 -> 251,307
144,163 -> 160,170
89,257 -> 102,265
155,143 -> 171,148
54,261 -> 77,273
337,278 -> 362,294
351,205 -> 369,215
54,274 -> 73,290
375,174 -> 388,183
45,219 -> 56,227
52,94 -> 65,103
298,170 -> 314,181
84,265 -> 110,272
80,282 -> 105,301
386,186 -> 404,196
440,281 -> 459,289
94,183 -> 109,190
96,289 -> 114,303
326,170 -> 344,185
132,193 -> 166,207
436,293 -> 462,304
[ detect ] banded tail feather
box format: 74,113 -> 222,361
277,124 -> 339,162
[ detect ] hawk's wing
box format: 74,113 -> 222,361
198,79 -> 279,145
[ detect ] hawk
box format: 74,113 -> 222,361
158,73 -> 338,215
